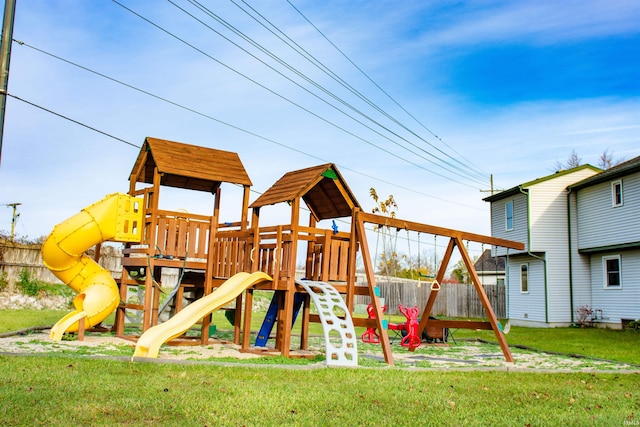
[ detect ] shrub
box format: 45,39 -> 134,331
16,268 -> 41,297
624,320 -> 640,331
0,271 -> 8,292
575,305 -> 594,327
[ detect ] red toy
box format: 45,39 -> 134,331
361,303 -> 422,350
361,303 -> 387,343
398,305 -> 421,350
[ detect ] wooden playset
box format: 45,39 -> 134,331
48,137 -> 525,366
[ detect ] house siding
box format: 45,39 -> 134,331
526,169 -> 599,323
570,253 -> 592,320
590,249 -> 640,324
486,166 -> 600,327
507,255 -> 546,324
576,171 -> 640,250
487,160 -> 640,328
568,191 -> 591,318
491,192 -> 528,257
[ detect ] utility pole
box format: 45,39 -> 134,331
5,202 -> 20,240
0,0 -> 17,167
480,174 -> 499,196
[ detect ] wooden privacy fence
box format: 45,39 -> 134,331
0,240 -> 123,288
353,278 -> 506,319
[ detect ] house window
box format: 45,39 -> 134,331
520,264 -> 528,293
505,201 -> 514,231
612,180 -> 623,207
603,255 -> 621,288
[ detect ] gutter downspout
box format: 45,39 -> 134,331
567,188 -> 575,324
519,186 -> 549,324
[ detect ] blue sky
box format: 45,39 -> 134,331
1,0 -> 639,260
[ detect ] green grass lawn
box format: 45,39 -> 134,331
1,308 -> 639,425
1,354 -> 638,426
452,323 -> 640,365
0,308 -> 70,333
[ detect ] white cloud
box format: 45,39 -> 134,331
408,0 -> 640,50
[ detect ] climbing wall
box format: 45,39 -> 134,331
296,280 -> 358,367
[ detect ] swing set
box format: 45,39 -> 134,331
362,229 -> 445,349
353,209 -> 524,364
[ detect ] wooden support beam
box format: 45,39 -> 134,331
232,294 -> 243,345
426,320 -> 493,330
346,209 -> 359,312
142,271 -> 154,331
201,212 -> 219,344
455,236 -> 514,362
77,316 -> 85,341
241,185 -> 250,230
279,290 -> 294,357
300,293 -> 311,350
152,277 -> 160,327
130,148 -> 147,190
357,211 -> 524,250
351,317 -> 386,328
242,289 -> 254,351
354,209 -> 394,366
250,207 -> 261,273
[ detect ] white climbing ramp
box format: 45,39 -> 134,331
296,280 -> 358,367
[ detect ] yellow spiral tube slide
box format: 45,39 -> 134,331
42,193 -> 143,340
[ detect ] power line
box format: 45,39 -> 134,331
6,93 -> 140,148
235,0 -> 488,183
11,90 -> 482,212
186,0 -> 489,186
285,0 -> 489,181
114,0 -> 487,189
13,41 -> 484,212
110,1 -> 421,173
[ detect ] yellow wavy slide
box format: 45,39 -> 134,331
133,271 -> 272,359
41,193 -> 143,340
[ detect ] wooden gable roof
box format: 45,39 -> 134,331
250,163 -> 360,220
130,137 -> 252,192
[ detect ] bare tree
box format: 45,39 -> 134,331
554,149 -> 625,172
370,188 -> 400,276
567,149 -> 582,168
553,149 -> 583,172
598,149 -> 625,170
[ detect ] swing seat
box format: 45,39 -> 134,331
361,303 -> 387,344
398,315 -> 449,344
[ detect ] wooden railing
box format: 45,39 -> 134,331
122,210 -> 214,270
125,215 -> 354,286
152,211 -> 212,261
304,229 -> 352,282
250,226 -> 293,283
210,229 -> 252,277
242,225 -> 353,285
